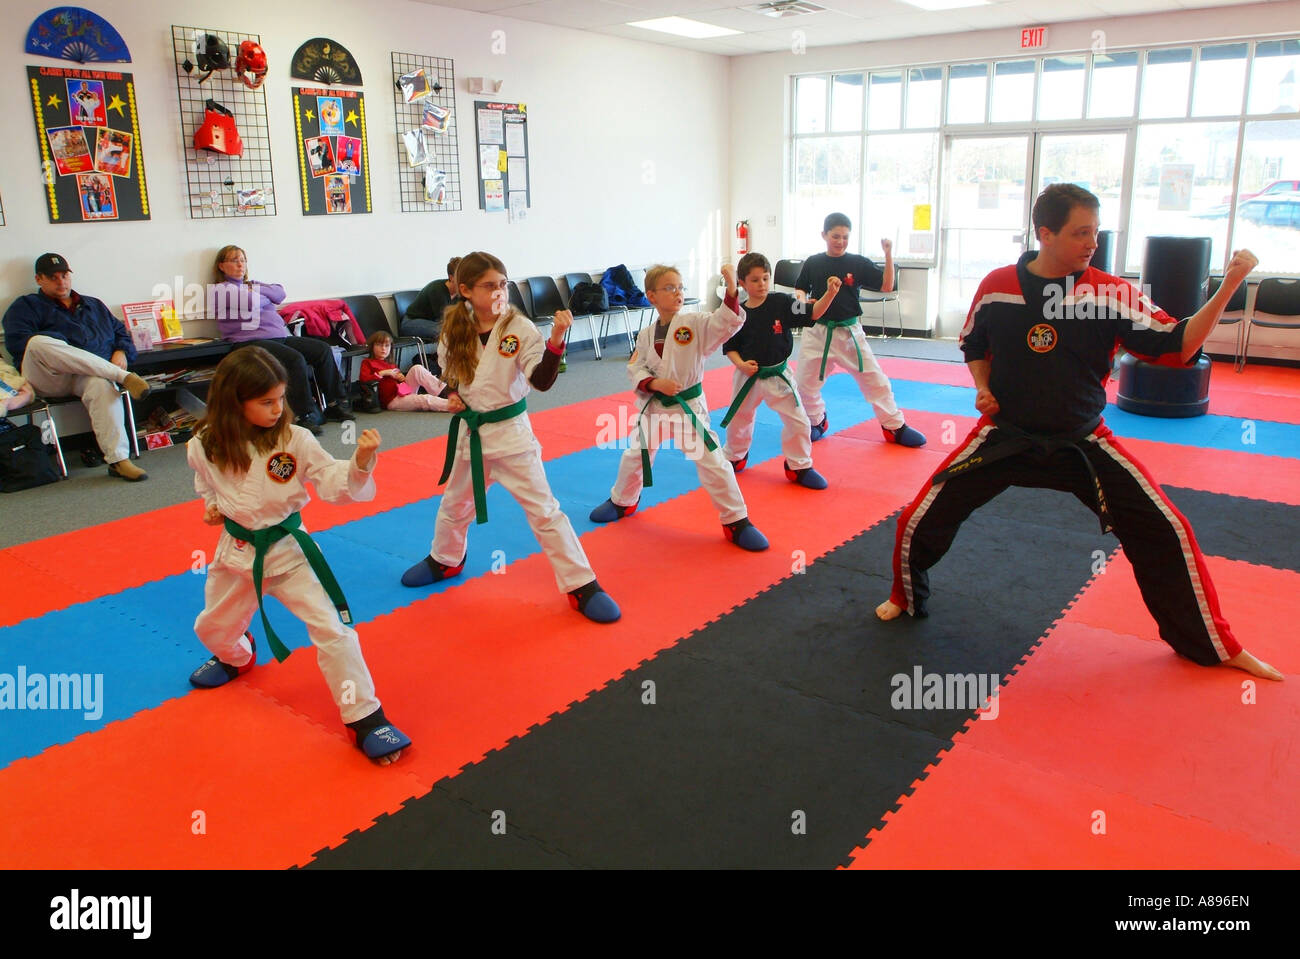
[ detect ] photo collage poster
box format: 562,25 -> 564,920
292,87 -> 370,215
28,64 -> 150,223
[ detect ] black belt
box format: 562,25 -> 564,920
933,415 -> 1112,533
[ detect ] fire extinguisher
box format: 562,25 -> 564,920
736,220 -> 750,256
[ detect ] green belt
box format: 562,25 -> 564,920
721,360 -> 799,428
638,381 -> 715,488
224,512 -> 350,663
816,318 -> 863,381
437,396 -> 528,524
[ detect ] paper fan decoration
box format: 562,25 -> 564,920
290,38 -> 361,86
26,7 -> 130,63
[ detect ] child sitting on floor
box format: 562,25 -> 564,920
359,330 -> 453,412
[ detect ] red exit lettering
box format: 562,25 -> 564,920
1020,26 -> 1047,48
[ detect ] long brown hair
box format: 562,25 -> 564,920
195,346 -> 292,473
214,244 -> 249,283
440,251 -> 517,389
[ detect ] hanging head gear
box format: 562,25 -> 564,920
235,40 -> 268,89
184,33 -> 230,83
193,99 -> 243,157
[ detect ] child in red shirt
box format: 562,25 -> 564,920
359,331 -> 453,412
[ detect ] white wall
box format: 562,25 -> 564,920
0,0 -> 730,329
729,1 -> 1300,343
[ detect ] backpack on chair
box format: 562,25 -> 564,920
568,281 -> 608,316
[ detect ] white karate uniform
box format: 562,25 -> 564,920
609,303 -> 749,524
432,308 -> 595,594
20,335 -> 132,463
721,368 -> 813,471
794,322 -> 904,430
188,425 -> 380,725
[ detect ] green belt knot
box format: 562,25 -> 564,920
437,396 -> 528,524
638,380 -> 715,487
816,318 -> 863,380
224,511 -> 351,663
721,360 -> 799,428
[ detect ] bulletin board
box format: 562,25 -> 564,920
474,101 -> 528,218
292,86 -> 372,215
28,64 -> 150,223
171,26 -> 276,218
391,52 -> 461,212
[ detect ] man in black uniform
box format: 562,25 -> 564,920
876,184 -> 1280,682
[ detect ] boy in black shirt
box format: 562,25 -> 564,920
794,213 -> 926,448
720,252 -> 839,489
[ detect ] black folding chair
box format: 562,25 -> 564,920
527,275 -> 601,359
564,272 -> 633,357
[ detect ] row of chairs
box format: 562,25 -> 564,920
1207,275 -> 1300,372
391,271 -> 655,362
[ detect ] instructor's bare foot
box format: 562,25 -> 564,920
1223,649 -> 1284,681
875,600 -> 904,621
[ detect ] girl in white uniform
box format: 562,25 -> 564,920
187,346 -> 410,764
590,264 -> 769,551
399,251 -> 620,624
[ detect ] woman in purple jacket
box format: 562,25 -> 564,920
208,246 -> 353,434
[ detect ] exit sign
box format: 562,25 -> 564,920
1020,26 -> 1048,48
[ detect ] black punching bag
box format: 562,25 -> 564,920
1116,235 -> 1213,418
1092,229 -> 1115,274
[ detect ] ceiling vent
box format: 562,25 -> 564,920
742,1 -> 827,18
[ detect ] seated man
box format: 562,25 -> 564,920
2,253 -> 151,481
399,255 -> 461,349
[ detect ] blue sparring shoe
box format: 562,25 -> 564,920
189,633 -> 256,688
568,580 -> 622,623
730,455 -> 748,473
401,553 -> 466,587
723,518 -> 769,552
783,461 -> 829,490
590,498 -> 638,523
810,415 -> 829,441
882,422 -> 927,447
347,707 -> 411,761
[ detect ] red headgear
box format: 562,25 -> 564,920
235,41 -> 268,90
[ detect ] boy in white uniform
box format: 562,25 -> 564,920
590,264 -> 769,551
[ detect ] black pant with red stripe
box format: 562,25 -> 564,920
888,419 -> 1240,665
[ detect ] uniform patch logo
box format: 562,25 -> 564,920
1027,323 -> 1057,353
267,452 -> 297,483
673,326 -> 693,345
498,334 -> 520,357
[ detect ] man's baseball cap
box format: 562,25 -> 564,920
35,253 -> 72,276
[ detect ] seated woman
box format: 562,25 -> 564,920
398,255 -> 461,347
208,245 -> 354,434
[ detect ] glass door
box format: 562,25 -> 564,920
938,130 -> 1131,334
939,135 -> 1032,334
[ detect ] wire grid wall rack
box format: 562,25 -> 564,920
172,25 -> 276,218
391,51 -> 461,212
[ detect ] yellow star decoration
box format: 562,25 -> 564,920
345,109 -> 359,127
106,94 -> 126,117
305,108 -> 315,122
47,93 -> 63,109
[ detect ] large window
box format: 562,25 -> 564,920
789,35 -> 1300,275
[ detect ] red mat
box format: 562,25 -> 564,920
845,556 -> 1300,868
